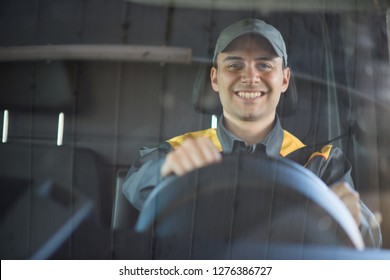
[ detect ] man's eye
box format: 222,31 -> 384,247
257,63 -> 272,70
227,63 -> 243,70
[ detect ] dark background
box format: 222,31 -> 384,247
1,0 -> 389,258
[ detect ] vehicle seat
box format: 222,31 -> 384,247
111,168 -> 139,230
0,61 -> 112,259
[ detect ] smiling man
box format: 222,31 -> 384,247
122,18 -> 381,248
210,34 -> 290,145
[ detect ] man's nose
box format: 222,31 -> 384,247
241,66 -> 260,85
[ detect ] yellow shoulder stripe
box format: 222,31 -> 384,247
280,130 -> 306,157
304,144 -> 333,166
166,128 -> 223,152
166,128 -> 331,162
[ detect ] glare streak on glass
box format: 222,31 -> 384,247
2,110 -> 9,143
211,114 -> 218,129
57,112 -> 64,146
387,9 -> 390,62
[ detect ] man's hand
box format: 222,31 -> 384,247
330,182 -> 362,227
161,137 -> 222,178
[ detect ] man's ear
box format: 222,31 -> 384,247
281,66 -> 291,93
210,67 -> 219,92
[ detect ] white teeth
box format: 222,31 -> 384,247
237,91 -> 263,99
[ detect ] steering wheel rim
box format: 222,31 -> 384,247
136,153 -> 364,255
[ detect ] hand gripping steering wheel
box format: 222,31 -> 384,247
136,153 -> 364,259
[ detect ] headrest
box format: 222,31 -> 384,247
0,61 -> 74,113
192,63 -> 297,117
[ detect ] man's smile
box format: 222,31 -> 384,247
235,91 -> 267,100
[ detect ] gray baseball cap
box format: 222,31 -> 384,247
213,18 -> 287,66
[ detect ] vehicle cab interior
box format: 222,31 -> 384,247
1,0 -> 390,259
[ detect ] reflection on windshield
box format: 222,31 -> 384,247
0,0 -> 389,259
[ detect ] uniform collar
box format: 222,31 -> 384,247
217,114 -> 284,157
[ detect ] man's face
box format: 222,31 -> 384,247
211,35 -> 290,123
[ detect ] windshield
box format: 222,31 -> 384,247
0,0 -> 389,260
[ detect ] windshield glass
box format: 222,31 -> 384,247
0,0 -> 389,260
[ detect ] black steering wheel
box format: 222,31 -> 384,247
135,153 -> 364,259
